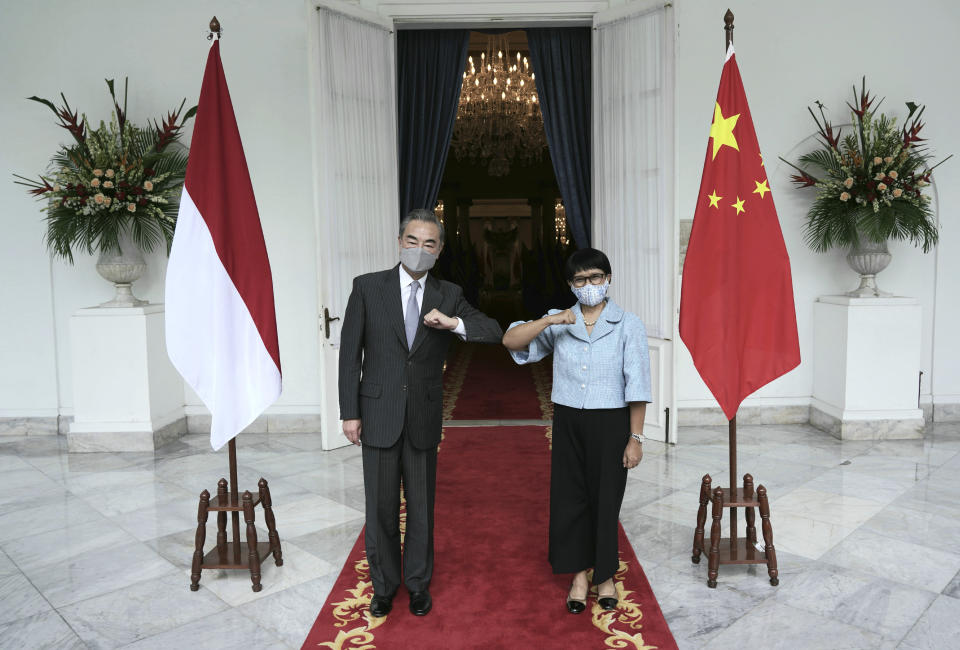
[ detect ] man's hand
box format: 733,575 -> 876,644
623,438 -> 643,469
423,308 -> 459,330
546,309 -> 575,326
343,418 -> 362,446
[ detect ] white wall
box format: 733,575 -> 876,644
3,0 -> 959,425
672,0 -> 960,413
0,0 -> 321,421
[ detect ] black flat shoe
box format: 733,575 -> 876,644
566,584 -> 587,614
409,590 -> 432,616
598,584 -> 618,610
369,595 -> 393,617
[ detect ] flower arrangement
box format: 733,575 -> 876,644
15,79 -> 196,263
781,78 -> 951,253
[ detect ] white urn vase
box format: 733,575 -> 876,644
95,235 -> 148,307
845,237 -> 892,298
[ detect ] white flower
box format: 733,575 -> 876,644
105,169 -> 115,178
143,181 -> 154,191
873,157 -> 883,165
93,193 -> 105,204
877,183 -> 888,191
884,156 -> 894,164
874,172 -> 885,181
917,180 -> 929,187
840,192 -> 851,201
103,180 -> 113,189
90,178 -> 101,188
127,203 -> 136,212
888,170 -> 898,179
843,177 -> 854,188
93,168 -> 103,177
893,188 -> 903,197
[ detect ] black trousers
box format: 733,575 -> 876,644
361,432 -> 438,597
549,403 -> 630,585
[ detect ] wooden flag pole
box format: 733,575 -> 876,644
689,9 -> 779,589
187,16 -> 284,593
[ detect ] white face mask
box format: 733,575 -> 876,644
399,246 -> 437,273
571,280 -> 609,307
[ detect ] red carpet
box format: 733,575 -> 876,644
445,342 -> 551,421
301,426 -> 677,649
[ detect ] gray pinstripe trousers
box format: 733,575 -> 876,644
361,432 -> 438,597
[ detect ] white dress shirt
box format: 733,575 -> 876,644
399,265 -> 467,339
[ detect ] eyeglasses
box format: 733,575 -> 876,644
571,273 -> 608,287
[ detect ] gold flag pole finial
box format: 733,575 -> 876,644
208,16 -> 221,40
724,9 -> 734,51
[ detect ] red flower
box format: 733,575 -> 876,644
117,191 -> 126,200
790,172 -> 818,188
866,181 -> 876,190
144,168 -> 156,177
138,197 -> 147,206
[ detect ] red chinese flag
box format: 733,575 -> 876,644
679,45 -> 800,421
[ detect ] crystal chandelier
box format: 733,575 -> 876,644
450,35 -> 548,177
554,199 -> 568,246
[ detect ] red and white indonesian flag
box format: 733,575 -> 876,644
165,39 -> 281,450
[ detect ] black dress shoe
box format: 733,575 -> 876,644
409,590 -> 432,616
369,595 -> 393,617
597,595 -> 618,611
566,583 -> 587,614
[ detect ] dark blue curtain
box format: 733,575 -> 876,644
526,28 -> 592,248
396,30 -> 469,221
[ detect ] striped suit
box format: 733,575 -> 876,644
339,264 -> 502,596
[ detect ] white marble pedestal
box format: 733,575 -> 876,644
68,304 -> 185,452
811,295 -> 924,439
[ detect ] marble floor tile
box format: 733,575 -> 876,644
110,500 -> 202,542
822,528 -> 960,593
0,469 -> 67,512
59,468 -> 159,496
619,512 -> 699,567
2,517 -> 138,574
120,606 -> 289,650
190,541 -> 335,607
0,493 -> 107,543
283,464 -> 365,495
799,466 -> 912,505
841,454 -> 934,483
622,477 -> 680,511
772,487 -> 885,527
286,519 -> 365,569
769,514 -> 856,560
772,563 -> 937,641
238,572 -> 340,648
77,478 -> 197,518
898,594 -> 960,650
59,571 -> 229,649
0,610 -> 86,649
0,549 -> 18,576
649,564 -> 770,648
943,570 -> 960,599
29,541 -> 178,607
861,504 -> 960,551
702,598 -> 891,649
0,571 -> 54,626
253,493 -> 365,539
144,528 -> 198,572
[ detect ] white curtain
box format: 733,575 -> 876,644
592,5 -> 675,340
314,5 -> 398,345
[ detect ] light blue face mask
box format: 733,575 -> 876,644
571,281 -> 609,307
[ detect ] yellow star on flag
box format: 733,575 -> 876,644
707,190 -> 722,208
731,197 -> 746,215
753,179 -> 770,199
709,102 -> 740,160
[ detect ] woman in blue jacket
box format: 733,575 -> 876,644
502,247 -> 652,614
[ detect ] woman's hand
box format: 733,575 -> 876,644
546,309 -> 575,326
623,438 -> 643,469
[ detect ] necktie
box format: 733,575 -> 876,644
405,280 -> 420,350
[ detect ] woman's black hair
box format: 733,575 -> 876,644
564,247 -> 612,282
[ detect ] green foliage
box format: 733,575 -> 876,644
780,79 -> 951,254
14,78 -> 196,263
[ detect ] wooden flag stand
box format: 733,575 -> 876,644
188,18 -> 283,593
689,12 -> 779,589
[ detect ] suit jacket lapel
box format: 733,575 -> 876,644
409,273 -> 442,356
590,299 -> 623,342
381,265 -> 407,348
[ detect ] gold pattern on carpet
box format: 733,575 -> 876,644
589,561 -> 656,650
316,553 -> 382,650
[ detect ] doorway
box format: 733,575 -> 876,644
310,1 -> 677,448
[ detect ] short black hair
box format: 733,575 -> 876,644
564,247 -> 612,282
399,208 -> 445,242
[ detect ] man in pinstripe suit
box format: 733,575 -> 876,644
339,209 -> 503,618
